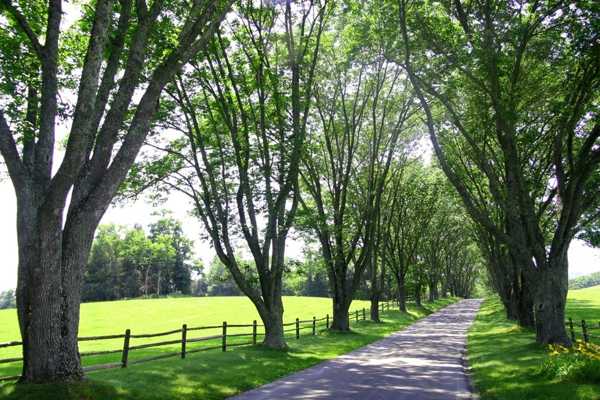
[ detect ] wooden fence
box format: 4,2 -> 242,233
0,301 -> 394,382
566,317 -> 600,345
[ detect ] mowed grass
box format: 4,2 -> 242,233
0,296 -> 372,377
0,296 -> 457,400
468,285 -> 600,400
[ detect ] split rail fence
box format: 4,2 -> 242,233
566,317 -> 600,345
0,301 -> 394,382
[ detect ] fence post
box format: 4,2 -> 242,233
568,318 -> 575,343
181,324 -> 187,359
222,321 -> 227,351
252,320 -> 257,345
296,318 -> 300,339
121,328 -> 131,368
313,317 -> 316,335
326,314 -> 329,329
355,310 -> 359,322
582,320 -> 589,343
363,307 -> 366,320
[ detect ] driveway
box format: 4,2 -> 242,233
228,299 -> 482,400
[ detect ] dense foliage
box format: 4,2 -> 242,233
82,217 -> 195,302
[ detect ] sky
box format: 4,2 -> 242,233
1,175 -> 599,292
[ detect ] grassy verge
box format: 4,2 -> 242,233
468,297 -> 600,400
0,297 -> 456,400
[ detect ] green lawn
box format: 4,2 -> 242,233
0,296 -> 373,377
468,286 -> 600,400
0,296 -> 456,400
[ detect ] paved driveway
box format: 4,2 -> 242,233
229,299 -> 483,400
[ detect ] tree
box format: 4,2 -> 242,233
206,257 -> 244,296
148,216 -> 193,295
381,162 -> 439,311
300,19 -> 415,329
0,0 -> 233,381
395,0 -> 600,345
82,224 -> 123,301
0,289 -> 16,309
129,1 -> 329,348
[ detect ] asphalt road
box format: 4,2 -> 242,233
228,299 -> 483,400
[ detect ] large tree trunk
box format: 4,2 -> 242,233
15,200 -> 99,383
261,308 -> 286,349
533,257 -> 570,345
516,271 -> 535,328
331,298 -> 351,331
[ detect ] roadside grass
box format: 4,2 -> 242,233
468,286 -> 600,400
0,297 -> 456,400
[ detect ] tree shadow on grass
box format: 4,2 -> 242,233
0,380 -> 121,400
469,299 -> 600,400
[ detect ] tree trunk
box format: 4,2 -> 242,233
261,309 -> 287,349
397,281 -> 407,312
414,284 -> 422,307
16,202 -> 84,383
516,272 -> 535,328
370,293 -> 380,322
428,282 -> 438,302
331,296 -> 351,331
503,295 -> 518,321
533,258 -> 570,345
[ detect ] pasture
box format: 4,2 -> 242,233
0,296 -> 372,377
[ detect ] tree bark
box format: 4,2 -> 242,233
515,271 -> 535,328
397,283 -> 407,312
370,293 -> 380,322
16,206 -> 83,382
533,257 -> 570,345
259,299 -> 287,349
331,297 -> 351,331
15,198 -> 101,382
414,283 -> 422,307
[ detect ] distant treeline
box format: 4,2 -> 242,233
82,216 -> 330,302
0,289 -> 15,309
569,271 -> 600,290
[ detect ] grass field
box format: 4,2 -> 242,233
468,285 -> 600,400
0,296 -> 457,399
0,296 -> 374,378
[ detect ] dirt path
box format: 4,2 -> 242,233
229,299 -> 483,400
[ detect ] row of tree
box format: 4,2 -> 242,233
0,0 -> 596,383
568,272 -> 600,290
82,216 -> 194,302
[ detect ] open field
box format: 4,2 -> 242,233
0,297 -> 457,400
0,296 -> 374,378
467,285 -> 600,400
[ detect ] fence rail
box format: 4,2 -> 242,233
566,317 -> 600,344
0,301 -> 394,382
